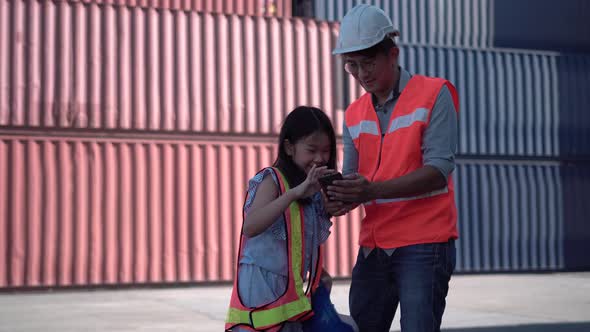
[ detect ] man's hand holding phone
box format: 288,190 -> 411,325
318,172 -> 344,197
319,172 -> 359,216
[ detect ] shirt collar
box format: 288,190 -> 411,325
371,67 -> 411,108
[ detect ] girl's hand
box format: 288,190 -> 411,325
291,165 -> 328,199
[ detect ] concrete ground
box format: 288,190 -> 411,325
0,272 -> 589,332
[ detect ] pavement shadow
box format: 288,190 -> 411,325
440,322 -> 590,332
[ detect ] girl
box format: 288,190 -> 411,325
225,106 -> 355,331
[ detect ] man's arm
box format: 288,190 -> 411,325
422,84 -> 457,184
342,120 -> 359,176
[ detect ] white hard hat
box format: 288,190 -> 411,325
332,4 -> 399,55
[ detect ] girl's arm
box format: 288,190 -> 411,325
242,175 -> 297,237
243,165 -> 326,237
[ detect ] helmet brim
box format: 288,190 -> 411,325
332,39 -> 383,55
332,29 -> 399,55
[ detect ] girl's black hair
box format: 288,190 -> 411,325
273,106 -> 337,200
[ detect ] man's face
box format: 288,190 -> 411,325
343,47 -> 399,95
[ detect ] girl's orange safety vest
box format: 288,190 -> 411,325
225,167 -> 323,331
345,75 -> 460,249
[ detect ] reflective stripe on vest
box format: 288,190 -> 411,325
227,296 -> 311,328
386,107 -> 428,134
225,168 -> 316,331
348,120 -> 380,139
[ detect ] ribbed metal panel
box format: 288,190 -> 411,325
313,0 -> 494,48
455,160 -> 565,272
558,54 -> 590,158
0,1 -> 342,134
0,135 -> 361,288
341,45 -> 561,157
66,0 -> 292,16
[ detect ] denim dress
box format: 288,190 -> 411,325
234,168 -> 332,332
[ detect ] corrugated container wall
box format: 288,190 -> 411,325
0,0 -> 341,134
455,161 -> 564,272
67,0 -> 292,16
0,136 -> 361,288
390,46 -> 560,157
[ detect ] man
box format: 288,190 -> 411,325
324,4 -> 459,332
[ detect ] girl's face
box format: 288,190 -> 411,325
285,131 -> 332,174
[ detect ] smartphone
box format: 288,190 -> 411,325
318,172 -> 343,193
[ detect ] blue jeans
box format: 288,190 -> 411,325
349,240 -> 456,332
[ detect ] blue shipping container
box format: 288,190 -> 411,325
341,45 -> 562,157
454,161 -> 565,272
342,46 -> 590,159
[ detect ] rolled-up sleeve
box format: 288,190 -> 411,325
342,120 -> 359,176
422,85 -> 458,183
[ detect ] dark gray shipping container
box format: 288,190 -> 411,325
558,54 -> 590,158
494,0 -> 590,53
561,162 -> 590,271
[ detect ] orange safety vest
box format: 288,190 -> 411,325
345,75 -> 460,249
225,167 -> 323,331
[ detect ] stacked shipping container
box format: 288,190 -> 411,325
0,0 -> 335,133
1,0 -> 589,288
0,135 -> 359,287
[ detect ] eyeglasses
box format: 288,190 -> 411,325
343,58 -> 378,75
